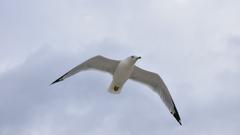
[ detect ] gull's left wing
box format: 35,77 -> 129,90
130,66 -> 182,125
51,55 -> 119,85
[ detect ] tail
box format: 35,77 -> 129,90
108,81 -> 122,94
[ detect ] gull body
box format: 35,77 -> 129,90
109,56 -> 140,94
51,55 -> 182,125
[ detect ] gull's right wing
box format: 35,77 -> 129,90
51,55 -> 119,85
130,66 -> 182,125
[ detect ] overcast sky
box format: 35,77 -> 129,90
1,0 -> 240,134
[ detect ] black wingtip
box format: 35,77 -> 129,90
171,101 -> 182,126
173,112 -> 182,126
50,80 -> 59,85
50,77 -> 63,85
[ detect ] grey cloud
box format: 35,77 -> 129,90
1,0 -> 240,134
0,46 -> 239,135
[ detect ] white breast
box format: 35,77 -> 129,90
113,60 -> 134,86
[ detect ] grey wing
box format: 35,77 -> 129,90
130,66 -> 182,125
51,55 -> 119,85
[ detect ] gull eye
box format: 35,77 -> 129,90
131,56 -> 134,59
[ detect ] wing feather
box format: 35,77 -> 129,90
130,66 -> 182,125
51,55 -> 119,85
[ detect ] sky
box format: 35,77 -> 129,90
0,0 -> 240,134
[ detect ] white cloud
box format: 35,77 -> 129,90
0,0 -> 240,135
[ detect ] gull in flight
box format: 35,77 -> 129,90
51,55 -> 181,125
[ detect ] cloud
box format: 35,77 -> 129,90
0,0 -> 240,135
0,46 -> 239,135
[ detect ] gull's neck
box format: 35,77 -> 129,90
122,58 -> 136,67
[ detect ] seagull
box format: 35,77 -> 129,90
51,55 -> 182,125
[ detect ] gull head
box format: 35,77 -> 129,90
126,55 -> 141,64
